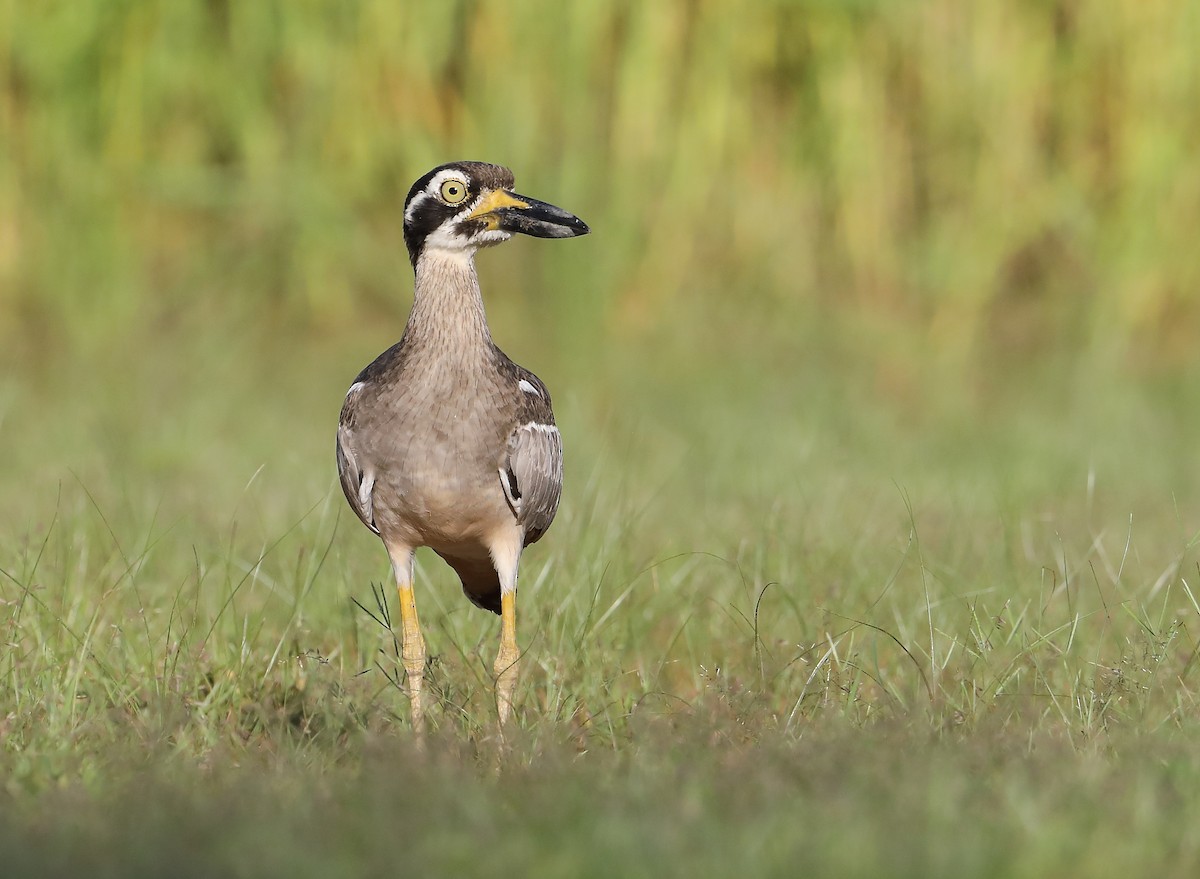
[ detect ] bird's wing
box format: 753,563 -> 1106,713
500,420 -> 564,545
336,383 -> 379,534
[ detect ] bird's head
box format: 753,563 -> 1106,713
402,161 -> 589,267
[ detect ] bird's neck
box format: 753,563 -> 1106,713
405,248 -> 494,355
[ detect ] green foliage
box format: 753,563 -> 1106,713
3,1 -> 1200,364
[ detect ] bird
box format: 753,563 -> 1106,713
336,161 -> 588,734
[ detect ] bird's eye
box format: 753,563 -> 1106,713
440,180 -> 468,204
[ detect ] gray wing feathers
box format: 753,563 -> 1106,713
500,422 -> 563,544
336,388 -> 379,534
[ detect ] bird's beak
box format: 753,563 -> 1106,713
467,189 -> 589,239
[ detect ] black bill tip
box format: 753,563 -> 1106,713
496,194 -> 590,239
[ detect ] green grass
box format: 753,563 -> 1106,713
5,1 -> 1200,875
4,302 -> 1200,875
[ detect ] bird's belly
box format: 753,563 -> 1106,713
373,451 -> 508,549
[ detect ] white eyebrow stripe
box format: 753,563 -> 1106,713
403,192 -> 431,224
408,169 -> 472,220
518,379 -> 540,397
428,168 -> 469,192
404,169 -> 471,223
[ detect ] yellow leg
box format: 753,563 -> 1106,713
397,583 -> 427,736
494,590 -> 519,728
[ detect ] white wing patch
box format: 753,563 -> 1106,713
337,381 -> 379,535
336,423 -> 379,535
499,466 -> 522,516
518,379 -> 541,397
357,467 -> 375,518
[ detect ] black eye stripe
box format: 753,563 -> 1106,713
402,162 -> 514,265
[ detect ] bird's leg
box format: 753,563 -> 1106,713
388,544 -> 427,736
490,534 -> 523,729
495,589 -> 519,728
399,584 -> 427,735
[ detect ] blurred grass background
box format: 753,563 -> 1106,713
4,0 -> 1199,366
4,2 -> 1200,876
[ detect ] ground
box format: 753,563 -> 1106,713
3,306 -> 1199,877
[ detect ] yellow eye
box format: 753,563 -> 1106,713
440,179 -> 468,204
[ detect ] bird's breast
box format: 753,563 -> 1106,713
359,363 -> 515,548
